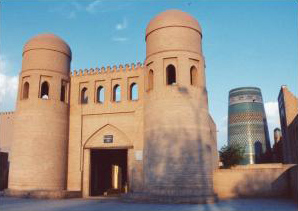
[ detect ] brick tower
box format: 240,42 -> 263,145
8,34 -> 71,193
142,10 -> 216,203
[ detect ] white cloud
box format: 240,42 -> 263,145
49,1 -> 101,19
0,56 -> 8,73
65,2 -> 84,19
115,18 -> 127,30
264,101 -> 280,145
49,3 -> 78,20
67,10 -> 77,19
0,55 -> 18,111
264,101 -> 280,125
217,115 -> 228,149
71,2 -> 83,11
86,0 -> 101,14
112,37 -> 128,42
0,74 -> 18,104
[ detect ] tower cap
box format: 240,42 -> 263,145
146,10 -> 202,40
23,34 -> 72,58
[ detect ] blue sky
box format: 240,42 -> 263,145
0,1 -> 297,149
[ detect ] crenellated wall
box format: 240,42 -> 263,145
67,62 -> 145,194
71,62 -> 143,77
3,10 -> 220,201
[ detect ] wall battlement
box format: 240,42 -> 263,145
0,112 -> 14,116
71,62 -> 144,77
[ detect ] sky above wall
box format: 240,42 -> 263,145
0,1 -> 297,149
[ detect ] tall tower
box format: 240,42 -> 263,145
8,34 -> 71,192
228,87 -> 271,164
142,10 -> 216,203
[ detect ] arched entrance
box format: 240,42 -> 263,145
90,149 -> 127,196
82,124 -> 133,197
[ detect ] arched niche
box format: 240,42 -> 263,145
84,124 -> 133,149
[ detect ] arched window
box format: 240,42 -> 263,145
166,64 -> 176,85
40,81 -> 49,99
22,82 -> 29,99
130,83 -> 138,101
97,86 -> 105,103
113,84 -> 121,102
60,84 -> 66,102
81,87 -> 88,104
190,66 -> 198,86
148,69 -> 154,91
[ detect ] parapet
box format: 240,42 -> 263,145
0,111 -> 14,116
71,62 -> 143,77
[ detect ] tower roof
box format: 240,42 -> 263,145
229,87 -> 261,94
145,10 -> 202,39
23,34 -> 71,58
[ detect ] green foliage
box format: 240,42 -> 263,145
219,144 -> 245,168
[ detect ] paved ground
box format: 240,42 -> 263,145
0,197 -> 297,211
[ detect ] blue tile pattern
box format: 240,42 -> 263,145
228,87 -> 271,164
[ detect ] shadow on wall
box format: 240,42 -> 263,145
263,117 -> 271,153
144,85 -> 215,202
233,170 -> 290,198
288,115 -> 298,164
254,141 -> 263,163
254,140 -> 272,164
213,164 -> 296,200
289,165 -> 298,203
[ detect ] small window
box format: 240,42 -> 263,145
81,87 -> 88,104
40,81 -> 49,99
60,84 -> 66,102
190,66 -> 198,86
113,84 -> 121,102
97,86 -> 105,103
130,83 -> 138,101
148,69 -> 154,91
166,64 -> 176,85
23,82 -> 29,99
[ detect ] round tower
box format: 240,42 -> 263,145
8,34 -> 71,192
228,87 -> 271,164
142,10 -> 216,203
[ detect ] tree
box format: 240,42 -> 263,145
219,144 -> 245,168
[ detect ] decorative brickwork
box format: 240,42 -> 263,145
1,10 -> 218,203
228,87 -> 271,164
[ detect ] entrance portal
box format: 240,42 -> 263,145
90,149 -> 128,196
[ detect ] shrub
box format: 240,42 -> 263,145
219,144 -> 245,168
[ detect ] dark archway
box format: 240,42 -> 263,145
148,69 -> 154,91
190,66 -> 198,86
40,81 -> 49,99
166,64 -> 176,85
23,82 -> 29,99
90,149 -> 128,196
60,84 -> 66,102
81,87 -> 88,104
